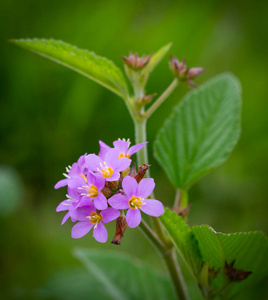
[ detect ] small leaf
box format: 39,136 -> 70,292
74,248 -> 176,300
11,38 -> 129,98
141,43 -> 172,76
154,73 -> 241,188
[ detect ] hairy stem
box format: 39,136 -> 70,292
144,78 -> 179,118
139,219 -> 189,300
134,117 -> 189,300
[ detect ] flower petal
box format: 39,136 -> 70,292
54,178 -> 69,189
127,142 -> 148,157
93,222 -> 108,243
101,208 -> 120,223
70,206 -> 94,221
94,193 -> 108,210
113,157 -> 131,172
122,176 -> 138,198
137,178 -> 155,198
61,212 -> 70,225
98,140 -> 111,160
126,208 -> 141,228
113,140 -> 129,155
140,199 -> 165,217
85,154 -> 102,171
108,194 -> 129,209
56,200 -> 72,212
71,221 -> 93,238
104,148 -> 120,166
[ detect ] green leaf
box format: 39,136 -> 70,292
73,248 -> 176,300
192,225 -> 268,298
36,268 -> 107,300
154,73 -> 241,188
141,43 -> 172,76
160,208 -> 204,300
11,38 -> 129,98
160,208 -> 203,277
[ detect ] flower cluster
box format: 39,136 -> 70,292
55,139 -> 165,243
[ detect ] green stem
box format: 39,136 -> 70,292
134,117 -> 189,300
144,78 -> 179,118
139,219 -> 189,300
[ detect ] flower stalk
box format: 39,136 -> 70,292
133,101 -> 189,300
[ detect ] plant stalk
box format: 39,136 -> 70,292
139,219 -> 189,300
144,78 -> 179,118
134,117 -> 189,300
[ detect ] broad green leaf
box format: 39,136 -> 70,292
154,73 -> 241,188
141,43 -> 172,76
73,248 -> 176,300
192,225 -> 268,298
11,38 -> 129,98
36,268 -> 107,300
160,208 -> 203,277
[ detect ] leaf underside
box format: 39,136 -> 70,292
11,38 -> 129,98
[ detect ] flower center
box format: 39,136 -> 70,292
86,184 -> 98,198
128,196 -> 143,209
118,153 -> 130,159
88,212 -> 103,224
101,166 -> 114,178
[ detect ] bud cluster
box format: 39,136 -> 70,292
55,139 -> 164,244
169,55 -> 205,87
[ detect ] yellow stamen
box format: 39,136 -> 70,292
128,196 -> 143,209
87,184 -> 98,198
118,153 -> 130,159
88,212 -> 102,224
80,174 -> 87,182
101,167 -> 114,178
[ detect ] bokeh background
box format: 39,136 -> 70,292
1,0 -> 267,299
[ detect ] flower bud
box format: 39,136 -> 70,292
111,215 -> 128,245
101,186 -> 112,198
138,93 -> 157,106
169,55 -> 205,87
122,52 -> 152,70
134,164 -> 151,183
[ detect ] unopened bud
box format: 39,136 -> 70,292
169,55 -> 205,87
111,215 -> 128,245
138,93 -> 157,105
122,52 -> 152,70
134,164 -> 151,183
105,180 -> 119,189
128,163 -> 137,177
101,186 -> 112,198
169,55 -> 187,78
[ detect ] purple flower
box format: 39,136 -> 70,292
98,139 -> 147,159
85,148 -> 131,182
54,154 -> 87,189
69,172 -> 108,210
70,205 -> 120,243
56,189 -> 80,224
108,176 -> 164,228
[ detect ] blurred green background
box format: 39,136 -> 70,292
1,0 -> 267,299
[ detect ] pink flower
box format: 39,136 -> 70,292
54,154 -> 87,189
68,172 -> 108,210
108,176 -> 164,228
85,148 -> 131,182
70,205 -> 120,243
98,139 -> 147,159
